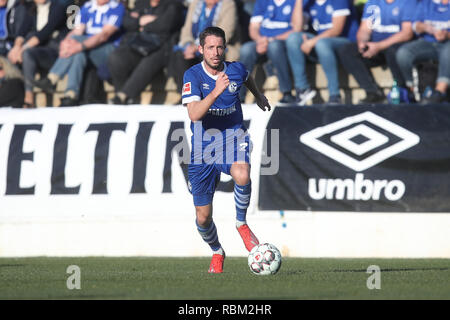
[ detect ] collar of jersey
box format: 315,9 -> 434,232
201,61 -> 227,80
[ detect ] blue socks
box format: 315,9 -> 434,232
234,181 -> 251,225
196,220 -> 223,254
196,181 -> 251,254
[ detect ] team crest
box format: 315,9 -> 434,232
392,6 -> 399,16
228,81 -> 238,93
282,5 -> 291,15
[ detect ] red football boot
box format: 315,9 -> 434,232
208,252 -> 225,273
237,224 -> 259,252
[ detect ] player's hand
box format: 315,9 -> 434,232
300,34 -> 315,55
256,37 -> 268,54
434,29 -> 447,42
7,46 -> 21,64
358,41 -> 368,54
255,94 -> 271,112
362,42 -> 380,59
213,72 -> 230,97
139,14 -> 156,27
183,44 -> 197,60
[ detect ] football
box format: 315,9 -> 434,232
248,243 -> 282,275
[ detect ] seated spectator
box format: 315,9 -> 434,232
287,0 -> 359,105
0,55 -> 25,107
169,0 -> 239,95
239,0 -> 296,105
0,0 -> 32,57
7,0 -> 69,108
337,0 -> 415,104
396,0 -> 449,104
33,0 -> 125,107
108,0 -> 183,104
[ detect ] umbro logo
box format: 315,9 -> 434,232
299,111 -> 420,172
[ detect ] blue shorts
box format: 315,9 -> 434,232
188,134 -> 252,206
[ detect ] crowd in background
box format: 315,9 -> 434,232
0,0 -> 449,108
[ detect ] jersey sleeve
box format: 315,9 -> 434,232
78,4 -> 89,26
182,69 -> 202,106
235,62 -> 250,82
106,3 -> 125,28
413,1 -> 424,23
250,0 -> 267,24
332,0 -> 351,17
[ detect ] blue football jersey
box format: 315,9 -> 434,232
182,61 -> 249,132
76,0 -> 125,44
414,0 -> 450,42
182,61 -> 250,162
251,0 -> 296,37
362,0 -> 415,42
303,0 -> 359,41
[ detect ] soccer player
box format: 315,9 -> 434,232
182,26 -> 271,273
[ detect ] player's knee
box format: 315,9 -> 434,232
232,165 -> 250,185
195,206 -> 212,227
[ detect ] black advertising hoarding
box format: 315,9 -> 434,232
259,105 -> 450,212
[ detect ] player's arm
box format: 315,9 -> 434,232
244,75 -> 271,112
80,24 -> 119,50
187,72 -> 230,122
356,19 -> 372,53
374,21 -> 413,51
291,0 -> 304,32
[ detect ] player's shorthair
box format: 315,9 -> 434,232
199,26 -> 227,47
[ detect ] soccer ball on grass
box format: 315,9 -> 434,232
248,243 -> 282,275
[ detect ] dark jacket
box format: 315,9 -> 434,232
0,0 -> 32,54
122,0 -> 184,43
26,0 -> 69,46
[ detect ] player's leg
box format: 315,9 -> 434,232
189,163 -> 225,273
195,204 -> 225,273
230,162 -> 259,251
195,204 -> 224,255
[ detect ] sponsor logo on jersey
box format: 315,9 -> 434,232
182,82 -> 191,95
208,104 -> 237,116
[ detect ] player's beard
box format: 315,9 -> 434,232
205,55 -> 225,71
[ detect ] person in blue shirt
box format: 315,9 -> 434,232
33,0 -> 125,107
337,0 -> 415,104
286,0 -> 359,105
396,0 -> 450,103
239,0 -> 297,105
182,26 -> 271,273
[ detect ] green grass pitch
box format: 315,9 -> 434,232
0,257 -> 448,299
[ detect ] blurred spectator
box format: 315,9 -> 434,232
0,0 -> 33,57
239,0 -> 296,105
108,0 -> 183,104
0,55 -> 25,107
396,0 -> 449,104
8,0 -> 70,108
33,0 -> 125,107
337,0 -> 415,104
168,0 -> 239,94
286,0 -> 359,105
